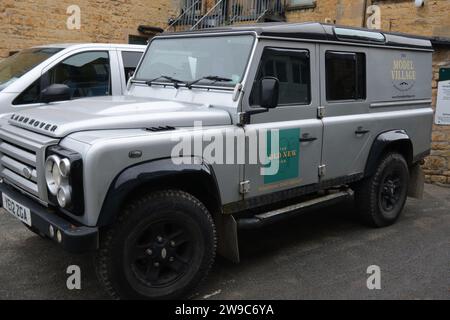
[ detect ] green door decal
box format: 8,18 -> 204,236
264,128 -> 300,184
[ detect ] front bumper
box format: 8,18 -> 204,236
0,182 -> 98,253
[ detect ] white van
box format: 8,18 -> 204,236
0,43 -> 145,114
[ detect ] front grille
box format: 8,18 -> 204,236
0,142 -> 38,195
0,123 -> 58,202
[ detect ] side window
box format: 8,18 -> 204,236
325,51 -> 366,101
47,51 -> 111,99
121,51 -> 143,83
250,48 -> 311,106
12,79 -> 41,105
13,51 -> 111,105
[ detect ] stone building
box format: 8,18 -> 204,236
0,0 -> 179,59
0,0 -> 449,183
283,0 -> 450,184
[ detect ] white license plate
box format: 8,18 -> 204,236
2,193 -> 32,226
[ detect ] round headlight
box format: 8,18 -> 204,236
59,158 -> 71,177
45,155 -> 62,195
57,186 -> 72,208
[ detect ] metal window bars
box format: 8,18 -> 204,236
166,0 -> 287,32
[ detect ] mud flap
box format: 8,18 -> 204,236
408,164 -> 425,199
216,214 -> 240,263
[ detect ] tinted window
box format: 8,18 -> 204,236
325,51 -> 366,101
48,51 -> 111,98
13,51 -> 111,105
250,48 -> 311,106
12,79 -> 41,105
122,51 -> 143,83
48,51 -> 110,99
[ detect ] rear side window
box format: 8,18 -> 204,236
250,47 -> 311,106
325,51 -> 366,101
121,51 -> 143,83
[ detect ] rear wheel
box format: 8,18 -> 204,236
95,190 -> 217,299
355,152 -> 409,227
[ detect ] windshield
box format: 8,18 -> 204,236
0,47 -> 62,91
135,34 -> 255,87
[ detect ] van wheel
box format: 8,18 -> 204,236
95,190 -> 217,300
355,152 -> 409,227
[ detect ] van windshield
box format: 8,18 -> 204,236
135,34 -> 255,88
0,47 -> 62,91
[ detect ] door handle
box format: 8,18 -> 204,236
300,133 -> 318,142
355,127 -> 370,135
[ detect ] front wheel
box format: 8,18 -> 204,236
355,152 -> 409,227
95,190 -> 217,299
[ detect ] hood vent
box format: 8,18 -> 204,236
9,114 -> 58,133
146,126 -> 176,132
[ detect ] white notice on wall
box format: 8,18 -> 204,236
435,80 -> 450,125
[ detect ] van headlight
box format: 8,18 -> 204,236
45,155 -> 72,207
57,185 -> 71,208
45,146 -> 84,215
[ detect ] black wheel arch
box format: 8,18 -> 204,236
97,157 -> 222,227
364,130 -> 414,178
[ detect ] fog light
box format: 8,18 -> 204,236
56,230 -> 62,243
57,186 -> 71,208
49,225 -> 55,238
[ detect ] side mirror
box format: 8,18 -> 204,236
260,77 -> 279,109
41,84 -> 71,103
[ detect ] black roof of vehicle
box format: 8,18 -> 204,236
162,22 -> 433,51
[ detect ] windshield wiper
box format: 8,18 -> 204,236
187,75 -> 233,89
146,75 -> 186,89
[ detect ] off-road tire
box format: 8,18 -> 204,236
95,190 -> 217,300
355,152 -> 409,228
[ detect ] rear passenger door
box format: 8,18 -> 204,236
242,43 -> 322,199
319,45 -> 374,180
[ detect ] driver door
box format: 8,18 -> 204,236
12,50 -> 114,107
242,42 -> 323,200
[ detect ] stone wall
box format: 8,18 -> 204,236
426,47 -> 450,184
286,0 -> 367,26
286,0 -> 450,184
0,0 -> 179,59
286,0 -> 450,34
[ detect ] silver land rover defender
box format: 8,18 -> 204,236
0,23 -> 433,299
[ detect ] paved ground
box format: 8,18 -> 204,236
0,184 -> 449,300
